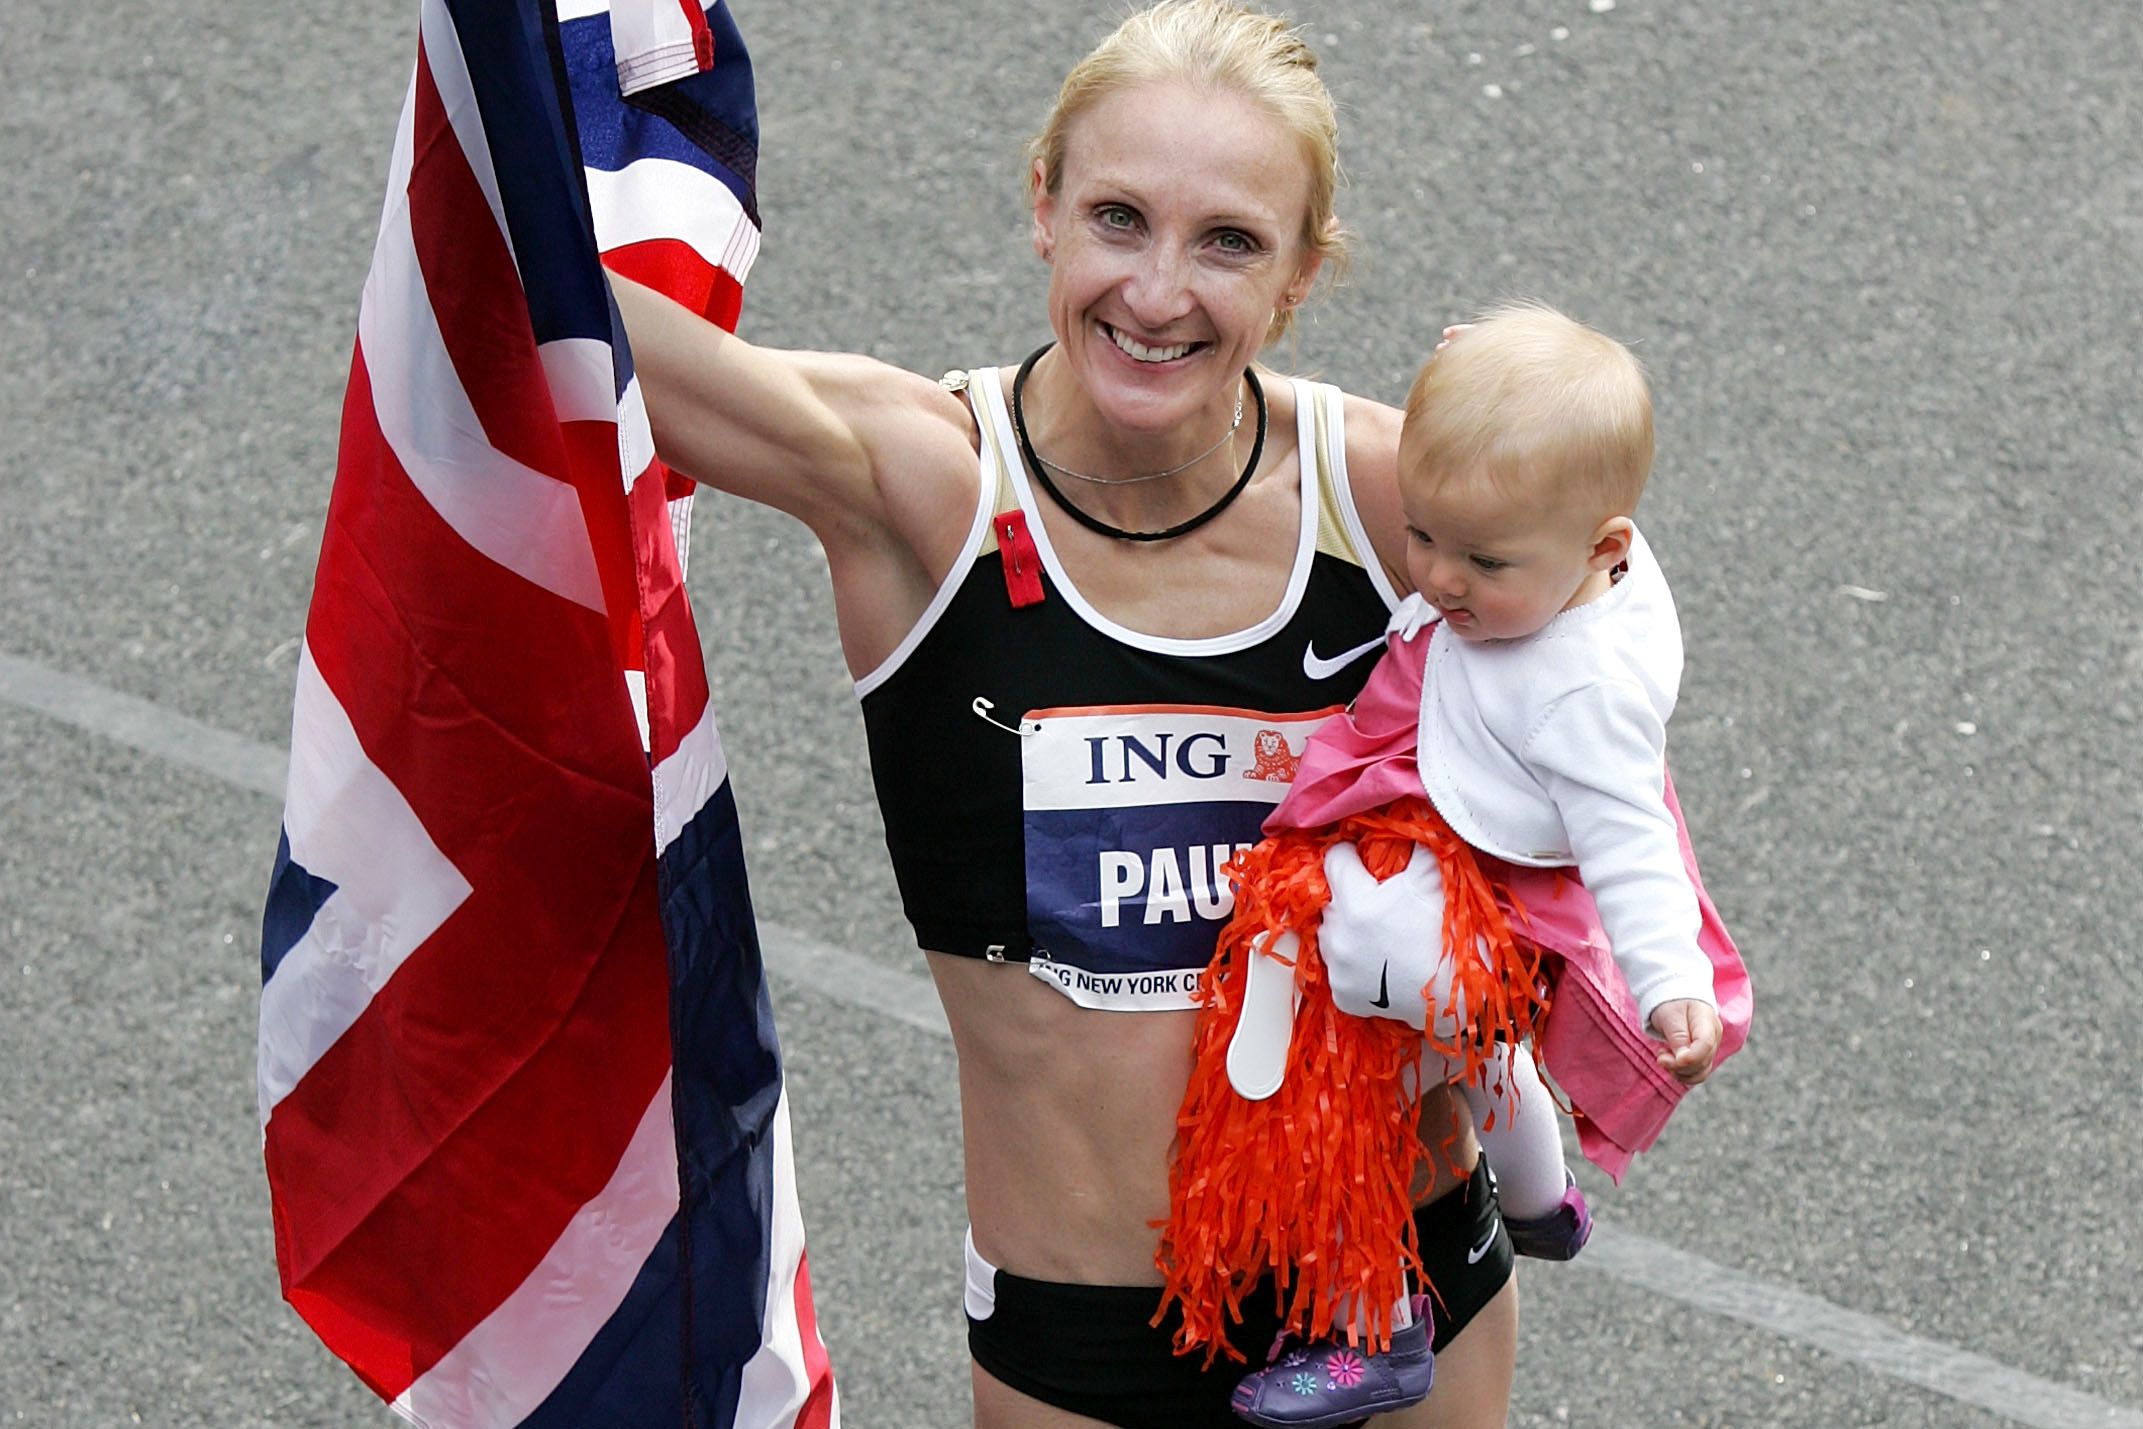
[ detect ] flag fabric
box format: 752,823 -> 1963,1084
257,1 -> 836,1424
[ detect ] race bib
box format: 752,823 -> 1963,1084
1021,703 -> 1338,1011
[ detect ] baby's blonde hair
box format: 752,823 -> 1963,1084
1402,303 -> 1655,516
1026,0 -> 1349,342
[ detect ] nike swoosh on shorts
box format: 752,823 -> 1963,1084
1302,634 -> 1385,681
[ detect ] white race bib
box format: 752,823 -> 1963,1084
1019,702 -> 1338,1011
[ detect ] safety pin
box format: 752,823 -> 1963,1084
971,697 -> 1041,737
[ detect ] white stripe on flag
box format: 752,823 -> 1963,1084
357,151 -> 607,612
538,337 -> 622,425
535,340 -> 655,494
652,695 -> 730,855
586,157 -> 761,288
258,647 -> 472,1120
735,1091 -> 840,1429
377,57 -> 421,263
667,485 -> 693,579
388,1073 -> 683,1429
618,375 -> 656,494
623,669 -> 652,754
609,0 -> 707,95
418,0 -> 516,274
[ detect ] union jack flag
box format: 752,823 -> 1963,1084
257,1 -> 836,1424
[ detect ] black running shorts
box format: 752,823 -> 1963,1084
965,1157 -> 1512,1428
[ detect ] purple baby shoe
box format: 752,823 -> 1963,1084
1230,1300 -> 1434,1429
1502,1168 -> 1593,1260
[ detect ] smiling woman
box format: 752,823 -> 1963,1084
1026,81 -> 1315,447
610,3 -> 1517,1424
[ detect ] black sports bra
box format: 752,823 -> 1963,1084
854,368 -> 1396,1010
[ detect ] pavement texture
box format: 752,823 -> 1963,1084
2,1 -> 2138,1426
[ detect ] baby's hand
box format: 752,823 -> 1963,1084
1648,999 -> 1722,1085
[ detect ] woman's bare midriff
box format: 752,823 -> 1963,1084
927,950 -> 1478,1287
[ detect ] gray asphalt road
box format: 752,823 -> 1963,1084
3,1 -> 2139,1426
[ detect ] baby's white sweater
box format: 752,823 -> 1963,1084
1405,528 -> 1716,1024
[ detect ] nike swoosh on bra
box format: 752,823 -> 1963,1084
1302,634 -> 1385,681
1370,962 -> 1391,1010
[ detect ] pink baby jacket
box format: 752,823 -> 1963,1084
1266,619 -> 1753,1181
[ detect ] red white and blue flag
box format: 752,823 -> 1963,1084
257,1 -> 836,1424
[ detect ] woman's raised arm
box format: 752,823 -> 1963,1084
612,275 -> 973,548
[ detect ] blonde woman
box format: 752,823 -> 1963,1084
617,4 -> 1518,1423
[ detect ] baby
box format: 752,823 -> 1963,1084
1178,304 -> 1740,1427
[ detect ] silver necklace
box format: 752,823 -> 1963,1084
1029,382 -> 1246,486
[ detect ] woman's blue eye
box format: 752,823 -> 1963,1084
1215,230 -> 1253,253
1098,205 -> 1136,229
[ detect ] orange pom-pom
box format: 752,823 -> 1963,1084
1154,798 -> 1546,1363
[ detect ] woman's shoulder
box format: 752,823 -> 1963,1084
1336,388 -> 1402,471
1328,387 -> 1407,590
1255,372 -> 1401,485
828,352 -> 980,454
1258,372 -> 1399,440
762,352 -> 977,550
851,349 -> 991,456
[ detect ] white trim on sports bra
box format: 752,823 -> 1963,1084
1312,384 -> 1402,612
986,366 -> 1317,657
853,365 -> 1368,693
850,378 -> 1002,699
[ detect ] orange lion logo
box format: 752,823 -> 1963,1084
1242,728 -> 1300,783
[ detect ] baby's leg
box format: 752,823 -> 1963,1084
1451,1044 -> 1567,1220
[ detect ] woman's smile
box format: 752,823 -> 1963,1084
1098,322 -> 1203,364
1034,79 -> 1318,437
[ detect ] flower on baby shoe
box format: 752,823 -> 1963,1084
1325,1348 -> 1366,1389
1289,1371 -> 1319,1396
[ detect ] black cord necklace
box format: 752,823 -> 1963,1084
1009,343 -> 1267,544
